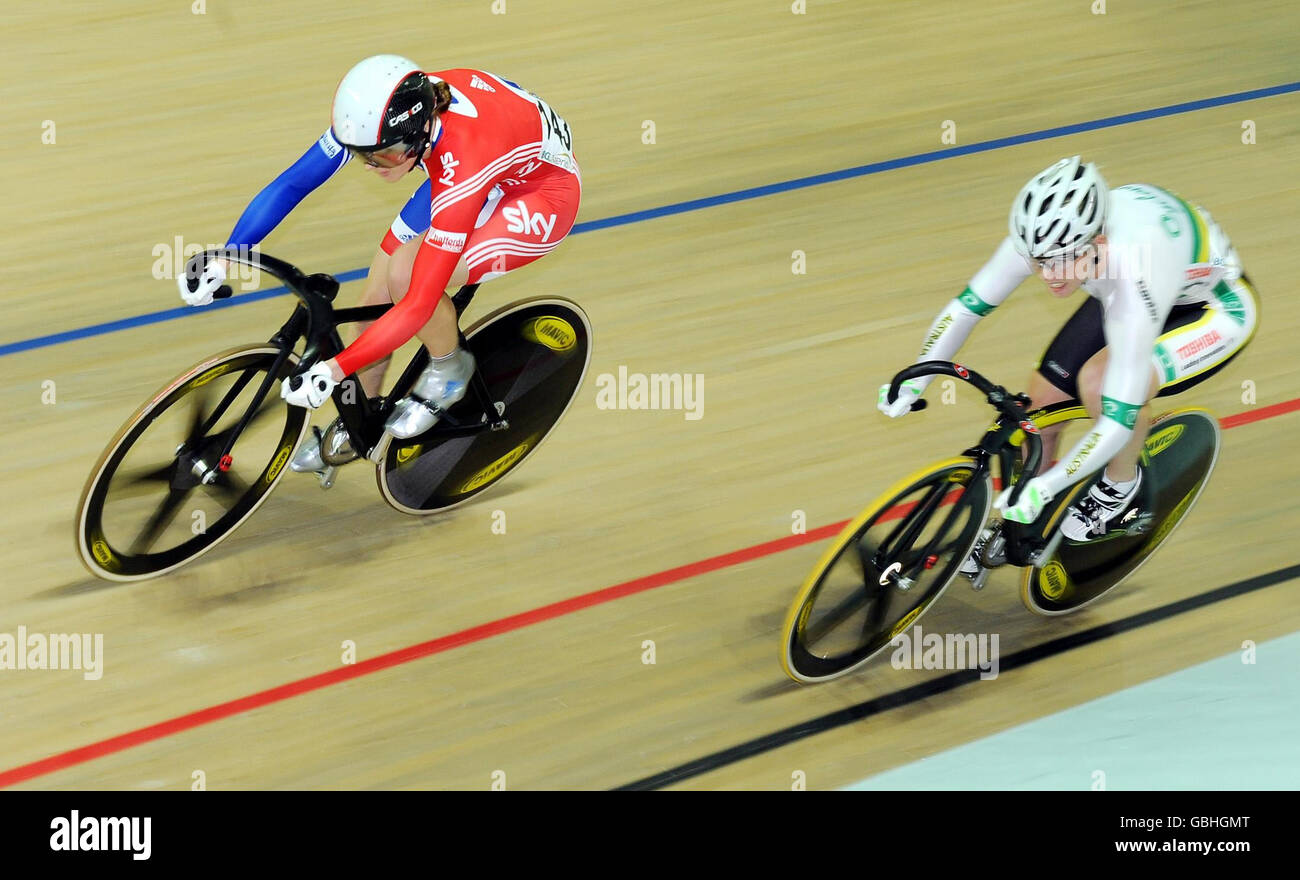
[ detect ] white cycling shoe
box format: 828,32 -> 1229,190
291,418 -> 357,473
383,347 -> 476,440
1060,469 -> 1142,542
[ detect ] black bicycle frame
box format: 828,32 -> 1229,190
189,249 -> 502,464
886,360 -> 1052,568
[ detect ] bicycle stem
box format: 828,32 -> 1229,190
194,249 -> 339,370
887,360 -> 1043,507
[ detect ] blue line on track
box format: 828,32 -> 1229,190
4,80 -> 1296,359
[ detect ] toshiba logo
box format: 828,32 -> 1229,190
1175,329 -> 1223,360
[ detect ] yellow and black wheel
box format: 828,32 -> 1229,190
780,457 -> 993,683
1021,407 -> 1221,615
76,345 -> 308,581
376,297 -> 592,515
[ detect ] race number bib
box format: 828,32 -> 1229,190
492,75 -> 576,173
534,95 -> 576,172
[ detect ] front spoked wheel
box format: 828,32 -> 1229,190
76,346 -> 308,581
781,458 -> 993,683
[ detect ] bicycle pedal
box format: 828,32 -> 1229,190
978,524 -> 1008,568
319,417 -> 359,466
316,465 -> 338,490
367,431 -> 393,465
482,401 -> 509,430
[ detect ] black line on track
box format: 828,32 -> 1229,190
614,562 -> 1300,790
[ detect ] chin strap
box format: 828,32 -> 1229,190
412,116 -> 444,172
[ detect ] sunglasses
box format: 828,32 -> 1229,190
1032,243 -> 1097,274
348,142 -> 419,169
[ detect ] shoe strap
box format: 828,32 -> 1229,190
1090,479 -> 1131,506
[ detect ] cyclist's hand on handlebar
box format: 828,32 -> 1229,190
995,476 -> 1054,524
877,379 -> 925,418
178,257 -> 228,306
281,362 -> 339,410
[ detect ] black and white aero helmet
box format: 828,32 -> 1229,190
331,54 -> 435,153
1008,156 -> 1108,260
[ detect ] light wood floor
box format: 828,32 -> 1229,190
2,0 -> 1297,789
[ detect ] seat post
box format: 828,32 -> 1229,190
450,283 -> 480,316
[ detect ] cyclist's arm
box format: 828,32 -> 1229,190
904,239 -> 1034,392
905,237 -> 1031,390
380,178 -> 434,254
333,199 -> 478,377
1034,254 -> 1170,497
225,130 -> 350,248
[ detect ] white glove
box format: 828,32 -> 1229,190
877,379 -> 925,418
280,362 -> 337,409
995,476 -> 1054,524
178,258 -> 227,306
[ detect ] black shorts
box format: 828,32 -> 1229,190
1037,274 -> 1256,400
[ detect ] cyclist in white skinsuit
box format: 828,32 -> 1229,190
879,157 -> 1258,568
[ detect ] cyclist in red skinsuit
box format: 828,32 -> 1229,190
179,56 -> 581,473
335,67 -> 581,384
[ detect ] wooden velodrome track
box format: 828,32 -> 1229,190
2,1 -> 1298,790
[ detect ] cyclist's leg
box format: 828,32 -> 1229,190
964,297 -> 1104,571
402,174 -> 580,358
457,174 -> 581,285
1055,339 -> 1163,539
350,178 -> 447,395
333,240 -> 464,398
382,234 -> 468,360
1075,350 -> 1161,482
1029,296 -> 1106,465
380,172 -> 586,361
1151,275 -> 1259,399
383,174 -> 580,434
352,247 -> 398,396
1066,276 -> 1256,508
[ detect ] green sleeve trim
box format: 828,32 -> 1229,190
957,286 -> 995,316
1212,280 -> 1248,326
1100,396 -> 1142,430
1153,344 -> 1177,382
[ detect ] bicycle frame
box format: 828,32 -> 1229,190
189,249 -> 505,469
885,360 -> 1056,568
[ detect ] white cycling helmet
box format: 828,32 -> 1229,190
1009,156 -> 1108,260
331,54 -> 435,157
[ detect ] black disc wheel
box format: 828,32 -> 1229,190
377,297 -> 592,514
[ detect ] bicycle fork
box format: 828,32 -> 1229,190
876,474 -> 981,591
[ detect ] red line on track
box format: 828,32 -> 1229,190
1219,397 -> 1300,428
2,398 -> 1296,788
